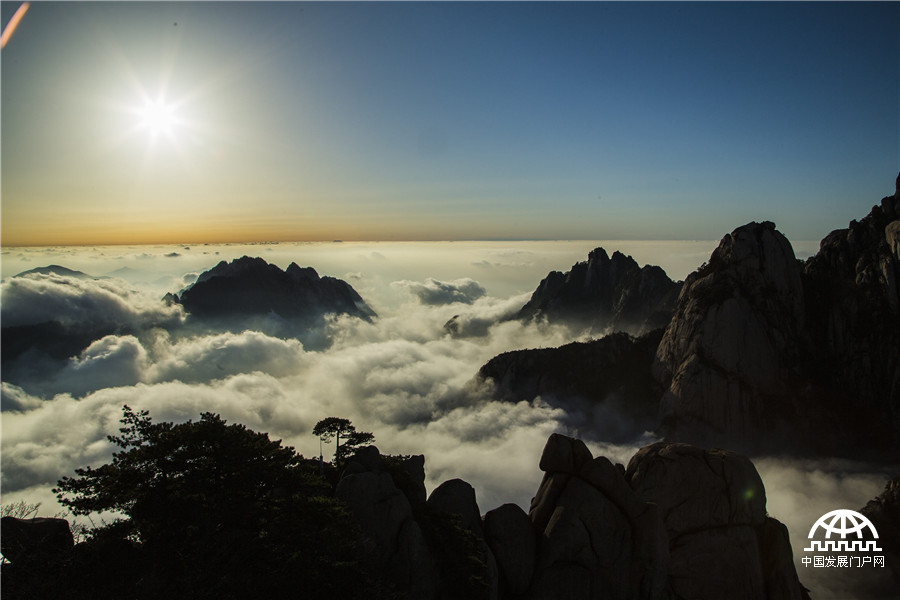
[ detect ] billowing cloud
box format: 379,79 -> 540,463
393,277 -> 487,305
1,287 -> 587,518
1,382 -> 44,412
145,330 -> 307,384
0,272 -> 183,330
52,335 -> 149,397
443,292 -> 532,338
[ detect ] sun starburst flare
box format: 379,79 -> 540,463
137,98 -> 178,136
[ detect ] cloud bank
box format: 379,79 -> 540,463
0,273 -> 183,330
2,266 -> 588,514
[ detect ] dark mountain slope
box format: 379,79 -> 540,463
174,256 -> 376,323
518,247 -> 680,335
12,265 -> 92,279
478,329 -> 664,442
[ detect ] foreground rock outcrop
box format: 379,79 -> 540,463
335,434 -> 807,599
0,435 -> 814,599
501,434 -> 807,600
518,248 -> 681,336
335,446 -> 497,599
1,516 -> 74,565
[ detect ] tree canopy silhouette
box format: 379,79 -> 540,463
313,417 -> 374,463
47,406 -> 389,600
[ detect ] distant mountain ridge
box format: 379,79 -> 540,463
13,265 -> 91,279
173,256 -> 376,322
517,247 -> 681,335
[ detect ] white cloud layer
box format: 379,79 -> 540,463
2,267 -> 589,516
0,272 -> 183,330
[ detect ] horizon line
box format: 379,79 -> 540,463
2,237 -> 743,249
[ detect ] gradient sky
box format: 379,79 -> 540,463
2,1 -> 898,246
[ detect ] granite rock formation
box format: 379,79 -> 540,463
518,248 -> 681,336
652,221 -> 811,452
800,178 -> 900,452
489,433 -> 807,600
174,256 -> 376,323
477,330 -> 664,443
335,434 -> 807,599
336,449 -> 438,598
336,446 -> 500,599
480,175 -> 900,456
654,177 -> 900,455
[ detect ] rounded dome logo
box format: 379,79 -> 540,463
802,509 -> 885,569
804,509 -> 882,552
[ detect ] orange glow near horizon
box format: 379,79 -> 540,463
0,223 -> 340,247
0,214 -> 542,247
1,2 -> 29,49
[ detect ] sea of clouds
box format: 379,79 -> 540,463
1,239 -> 889,598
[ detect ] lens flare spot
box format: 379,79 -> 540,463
0,2 -> 29,49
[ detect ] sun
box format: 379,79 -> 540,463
137,97 -> 178,136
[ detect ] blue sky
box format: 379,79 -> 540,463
1,1 -> 897,244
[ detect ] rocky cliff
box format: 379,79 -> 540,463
800,177 -> 900,452
517,248 -> 681,336
479,175 -> 900,457
652,221 -> 812,452
174,256 -> 376,323
654,177 -> 900,455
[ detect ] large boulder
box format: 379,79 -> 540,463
524,435 -> 669,600
479,435 -> 807,600
1,517 -> 74,564
625,441 -> 805,600
336,448 -> 437,599
538,433 -> 593,475
482,504 -> 536,596
427,479 -> 500,600
625,442 -> 767,536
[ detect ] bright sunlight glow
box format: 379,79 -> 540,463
138,98 -> 177,135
